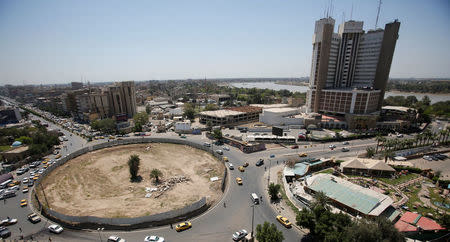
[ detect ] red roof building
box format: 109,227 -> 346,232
395,212 -> 446,232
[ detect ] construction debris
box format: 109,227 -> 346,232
152,176 -> 191,198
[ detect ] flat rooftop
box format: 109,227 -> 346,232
306,174 -> 393,216
200,110 -> 244,118
263,107 -> 300,113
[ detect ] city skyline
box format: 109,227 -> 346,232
1,0 -> 449,85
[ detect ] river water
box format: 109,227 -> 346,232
229,82 -> 450,104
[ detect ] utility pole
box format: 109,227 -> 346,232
251,204 -> 255,238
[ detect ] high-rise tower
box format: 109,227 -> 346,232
306,18 -> 400,115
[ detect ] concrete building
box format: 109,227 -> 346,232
199,106 -> 262,127
175,120 -> 191,133
0,106 -> 22,125
209,94 -> 230,104
71,82 -> 83,90
340,158 -> 396,177
107,81 -> 137,120
259,108 -> 302,126
306,17 -> 400,114
89,91 -> 110,120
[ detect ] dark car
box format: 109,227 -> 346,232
0,226 -> 11,239
256,159 -> 264,166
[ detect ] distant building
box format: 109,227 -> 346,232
0,107 -> 22,125
306,17 -> 400,115
209,94 -> 231,104
259,107 -> 302,126
71,82 -> 83,90
107,81 -> 137,119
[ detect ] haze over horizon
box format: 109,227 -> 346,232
1,0 -> 449,85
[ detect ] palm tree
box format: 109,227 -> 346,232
128,154 -> 140,181
414,134 -> 422,147
375,134 -> 384,153
150,169 -> 163,184
312,191 -> 329,209
383,150 -> 394,163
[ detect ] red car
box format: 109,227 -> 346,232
291,145 -> 299,149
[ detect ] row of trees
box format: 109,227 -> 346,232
383,95 -> 449,119
386,80 -> 450,94
375,127 -> 450,154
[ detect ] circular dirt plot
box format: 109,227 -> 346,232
36,143 -> 225,218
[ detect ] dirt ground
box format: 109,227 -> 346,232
37,143 -> 225,218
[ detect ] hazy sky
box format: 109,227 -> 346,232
0,0 -> 449,85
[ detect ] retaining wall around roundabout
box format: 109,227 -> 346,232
31,137 -> 227,230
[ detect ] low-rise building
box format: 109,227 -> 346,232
259,108 -> 302,126
0,106 -> 22,125
340,159 -> 396,177
199,106 -> 262,127
175,120 -> 191,133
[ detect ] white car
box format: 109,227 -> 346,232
144,235 -> 165,242
342,141 -> 349,145
107,235 -> 126,242
229,163 -> 234,170
423,155 -> 433,161
48,224 -> 63,234
223,146 -> 230,151
341,147 -> 350,152
0,218 -> 18,226
232,229 -> 248,241
329,144 -> 336,149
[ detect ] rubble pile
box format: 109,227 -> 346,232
152,176 -> 191,198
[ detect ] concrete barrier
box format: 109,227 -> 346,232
32,137 -> 226,229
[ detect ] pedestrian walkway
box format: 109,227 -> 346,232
263,164 -> 309,234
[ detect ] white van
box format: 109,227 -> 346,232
251,193 -> 259,204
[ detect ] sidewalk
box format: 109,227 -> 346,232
263,164 -> 309,234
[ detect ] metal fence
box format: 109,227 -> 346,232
32,137 -> 226,227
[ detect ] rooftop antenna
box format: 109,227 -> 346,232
350,2 -> 353,20
375,0 -> 382,29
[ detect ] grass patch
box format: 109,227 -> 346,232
428,187 -> 450,212
378,173 -> 419,185
317,168 -> 334,174
0,145 -> 11,152
403,185 -> 436,217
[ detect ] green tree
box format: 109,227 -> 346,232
128,154 -> 140,181
256,221 -> 284,242
16,136 -> 32,145
150,168 -> 163,184
145,105 -> 152,114
204,103 -> 219,111
183,103 -> 195,120
383,150 -> 394,163
213,129 -> 223,141
268,183 -> 281,201
133,111 -> 149,132
366,147 -> 375,158
91,118 -> 116,134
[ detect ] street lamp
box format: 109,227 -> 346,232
97,227 -> 104,242
251,204 -> 255,238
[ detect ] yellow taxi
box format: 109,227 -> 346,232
55,154 -> 62,159
238,166 -> 245,172
236,177 -> 243,185
223,157 -> 228,162
175,221 -> 192,232
33,175 -> 39,180
43,164 -> 49,169
42,160 -> 48,165
20,199 -> 28,207
109,135 -> 115,139
299,153 -> 308,157
276,215 -> 292,228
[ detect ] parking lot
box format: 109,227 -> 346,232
407,152 -> 450,179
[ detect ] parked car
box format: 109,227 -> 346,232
256,159 -> 264,166
329,144 -> 336,149
27,213 -> 41,223
228,163 -> 234,170
107,235 -> 126,242
0,218 -> 17,226
48,224 -> 64,234
175,221 -> 192,232
232,229 -> 248,241
291,145 -> 299,149
342,141 -> 349,145
423,155 -> 433,161
341,147 -> 350,152
0,227 -> 11,239
215,150 -> 223,155
223,146 -> 230,151
144,235 -> 165,242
